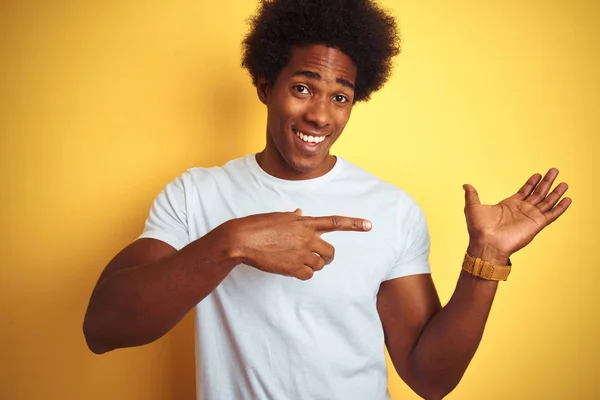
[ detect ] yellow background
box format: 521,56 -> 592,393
1,0 -> 598,399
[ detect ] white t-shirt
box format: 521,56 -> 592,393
139,154 -> 431,400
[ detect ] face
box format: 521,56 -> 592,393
256,44 -> 357,180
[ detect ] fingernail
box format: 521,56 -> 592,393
364,220 -> 372,230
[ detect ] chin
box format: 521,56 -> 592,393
272,133 -> 333,177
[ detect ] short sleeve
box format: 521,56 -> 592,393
385,196 -> 431,281
137,173 -> 191,251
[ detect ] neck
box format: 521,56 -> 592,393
255,149 -> 336,181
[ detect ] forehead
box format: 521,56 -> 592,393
280,44 -> 357,85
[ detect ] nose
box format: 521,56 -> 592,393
303,97 -> 331,129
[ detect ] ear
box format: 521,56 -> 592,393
256,77 -> 271,105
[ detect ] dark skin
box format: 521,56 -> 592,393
82,210 -> 371,353
378,170 -> 570,398
83,45 -> 571,399
255,45 -> 356,179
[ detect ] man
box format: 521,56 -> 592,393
83,0 -> 571,399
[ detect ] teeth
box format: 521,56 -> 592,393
295,130 -> 326,144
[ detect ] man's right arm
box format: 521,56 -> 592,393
82,220 -> 241,354
83,209 -> 371,354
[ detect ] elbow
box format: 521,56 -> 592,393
86,341 -> 111,355
82,311 -> 159,354
417,387 -> 454,400
406,354 -> 465,399
82,314 -> 113,355
85,337 -> 112,355
408,365 -> 461,400
83,329 -> 113,355
413,376 -> 461,400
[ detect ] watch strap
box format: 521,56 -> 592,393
462,253 -> 511,281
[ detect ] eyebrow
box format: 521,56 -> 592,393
292,70 -> 355,90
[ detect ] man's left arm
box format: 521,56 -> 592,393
377,168 -> 571,400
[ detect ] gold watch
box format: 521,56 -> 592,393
462,253 -> 512,281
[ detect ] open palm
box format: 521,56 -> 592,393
464,168 -> 572,259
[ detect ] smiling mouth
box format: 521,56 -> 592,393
293,129 -> 328,144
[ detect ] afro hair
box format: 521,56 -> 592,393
241,0 -> 401,102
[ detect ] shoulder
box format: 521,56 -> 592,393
177,155 -> 250,190
337,157 -> 423,213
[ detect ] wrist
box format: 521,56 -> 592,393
466,241 -> 510,266
220,218 -> 249,266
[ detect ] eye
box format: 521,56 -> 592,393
333,94 -> 349,103
294,85 -> 310,95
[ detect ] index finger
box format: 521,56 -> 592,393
307,215 -> 372,233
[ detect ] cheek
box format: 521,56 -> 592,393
269,92 -> 289,118
282,98 -> 305,120
333,109 -> 352,132
275,101 -> 305,131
